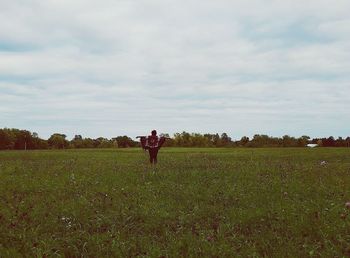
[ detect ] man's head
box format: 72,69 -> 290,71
151,130 -> 157,136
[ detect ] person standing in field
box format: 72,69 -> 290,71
137,130 -> 167,164
147,130 -> 160,164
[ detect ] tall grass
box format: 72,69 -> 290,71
0,148 -> 349,257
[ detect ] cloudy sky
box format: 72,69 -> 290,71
1,0 -> 349,140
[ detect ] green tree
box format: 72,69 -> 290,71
297,135 -> 310,147
71,135 -> 84,148
239,136 -> 250,147
95,137 -> 114,148
113,136 -> 136,148
48,134 -> 69,149
220,133 -> 232,147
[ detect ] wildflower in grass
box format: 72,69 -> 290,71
207,235 -> 214,242
61,217 -> 73,228
346,202 -> 350,209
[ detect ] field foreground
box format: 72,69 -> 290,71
0,148 -> 349,257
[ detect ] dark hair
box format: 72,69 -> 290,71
151,130 -> 157,136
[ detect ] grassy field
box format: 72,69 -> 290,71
0,148 -> 349,257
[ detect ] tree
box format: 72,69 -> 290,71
297,135 -> 310,147
0,129 -> 15,149
113,136 -> 136,148
249,134 -> 271,147
95,137 -> 114,148
48,134 -> 69,149
220,133 -> 232,147
213,133 -> 221,147
82,138 -> 94,148
322,136 -> 335,147
14,130 -> 33,150
160,133 -> 175,147
191,133 -> 207,147
239,136 -> 249,147
203,134 -> 215,147
282,135 -> 297,147
71,135 -> 84,148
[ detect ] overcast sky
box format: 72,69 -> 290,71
1,0 -> 349,140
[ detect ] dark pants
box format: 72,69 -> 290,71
148,147 -> 159,164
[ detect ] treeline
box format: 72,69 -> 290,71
165,133 -> 350,147
0,128 -> 350,150
0,129 -> 136,150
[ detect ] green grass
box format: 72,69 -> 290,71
0,148 -> 349,257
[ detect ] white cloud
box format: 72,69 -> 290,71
1,0 -> 350,139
